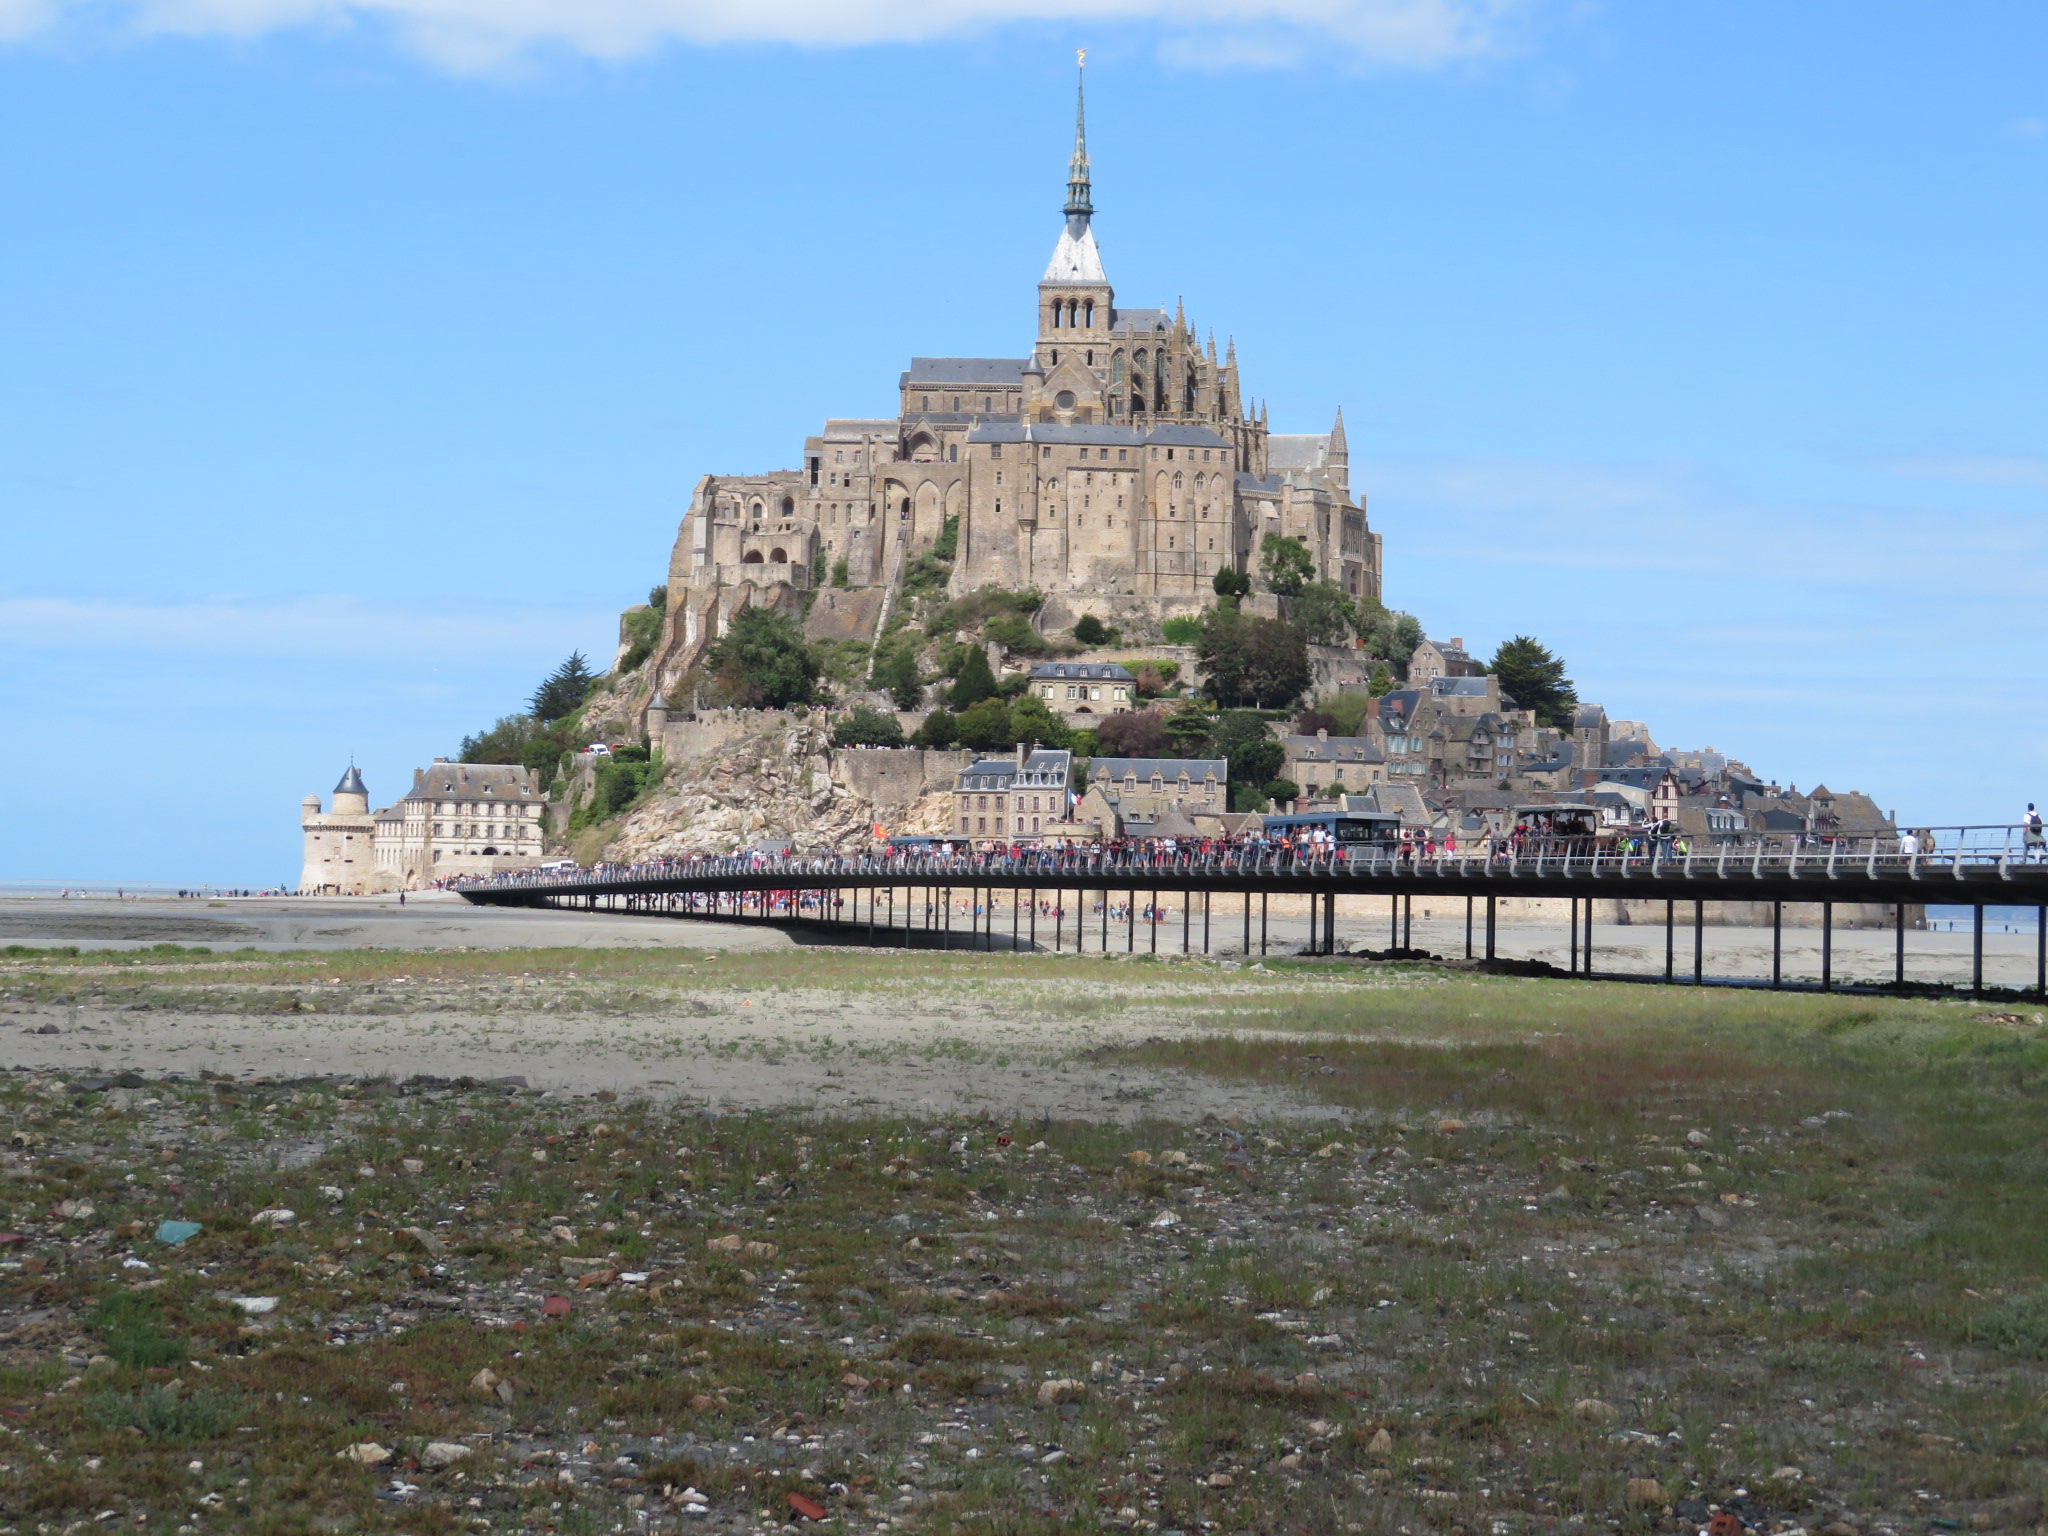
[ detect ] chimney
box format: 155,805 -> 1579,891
1451,638 -> 1463,650
1317,727 -> 1328,741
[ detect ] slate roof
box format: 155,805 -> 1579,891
955,749 -> 1072,794
1283,735 -> 1385,764
1430,677 -> 1491,698
901,358 -> 1029,386
405,763 -> 541,801
967,421 -> 1232,449
1030,661 -> 1134,681
1091,756 -> 1227,782
1266,434 -> 1331,471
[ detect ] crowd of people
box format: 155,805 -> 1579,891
445,817 -> 1955,893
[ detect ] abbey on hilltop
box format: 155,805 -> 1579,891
662,64 -> 1380,665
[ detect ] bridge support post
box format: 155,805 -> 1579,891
1821,902 -> 1833,992
1390,892 -> 1398,949
1665,899 -> 1674,982
1403,894 -> 1413,951
1973,905 -> 1985,997
1693,900 -> 1704,984
1585,899 -> 1594,976
1466,897 -> 1473,960
1485,896 -> 1496,961
1895,903 -> 1905,987
1182,891 -> 1189,955
1771,902 -> 1783,989
1569,899 -> 1579,975
1243,892 -> 1250,956
1128,889 -> 1137,954
1325,892 -> 1337,956
2037,904 -> 2045,1000
1261,893 -> 1269,956
1151,890 -> 1160,955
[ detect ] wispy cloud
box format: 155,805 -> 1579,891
2009,116 -> 2047,139
0,593 -> 613,663
1362,452 -> 2048,592
9,0 -> 1535,70
1875,453 -> 2048,490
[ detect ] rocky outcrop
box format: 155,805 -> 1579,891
601,715 -> 964,860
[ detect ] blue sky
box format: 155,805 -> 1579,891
1,0 -> 2043,883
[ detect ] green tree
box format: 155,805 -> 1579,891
831,704 -> 906,748
1367,662 -> 1394,697
984,611 -> 1049,656
648,584 -> 668,611
950,646 -> 998,708
1259,534 -> 1315,598
1289,581 -> 1355,646
912,710 -> 959,749
875,646 -> 924,711
955,696 -> 1018,751
830,556 -> 850,589
1072,614 -> 1112,646
812,549 -> 828,588
530,653 -> 598,723
706,606 -> 820,709
1488,635 -> 1578,728
1213,710 -> 1283,792
1198,608 -> 1311,709
1262,778 -> 1301,804
930,513 -> 960,562
1160,615 -> 1203,645
1212,565 -> 1251,601
618,604 -> 665,674
1008,694 -> 1069,749
1163,701 -> 1215,758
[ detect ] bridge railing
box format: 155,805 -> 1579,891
449,824 -> 2047,896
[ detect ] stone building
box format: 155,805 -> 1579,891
1027,660 -> 1135,715
655,67 -> 1379,696
953,748 -> 1074,842
297,761 -> 545,893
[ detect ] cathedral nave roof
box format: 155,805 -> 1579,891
901,357 -> 1029,385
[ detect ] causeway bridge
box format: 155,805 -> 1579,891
456,827 -> 2048,998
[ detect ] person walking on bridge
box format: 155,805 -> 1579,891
2025,803 -> 2045,862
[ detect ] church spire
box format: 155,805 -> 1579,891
1064,51 -> 1093,235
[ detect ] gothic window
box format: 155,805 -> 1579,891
921,396 -> 930,410
948,444 -> 957,461
984,396 -> 993,412
1084,299 -> 1095,327
781,496 -> 794,516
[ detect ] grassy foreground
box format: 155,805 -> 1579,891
0,947 -> 2042,1535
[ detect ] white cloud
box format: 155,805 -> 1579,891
2009,116 -> 2046,139
15,0 -> 1531,70
1361,451 -> 2048,593
0,592 -> 613,662
1875,453 -> 2048,490
0,0 -> 56,37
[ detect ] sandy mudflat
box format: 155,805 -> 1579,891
0,893 -> 793,953
0,975 -> 1343,1125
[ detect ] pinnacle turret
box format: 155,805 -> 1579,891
1063,54 -> 1092,233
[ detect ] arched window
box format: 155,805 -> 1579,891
1155,353 -> 1168,412
780,496 -> 794,517
769,547 -> 788,563
742,550 -> 764,564
1084,299 -> 1095,328
750,500 -> 764,521
948,444 -> 958,462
